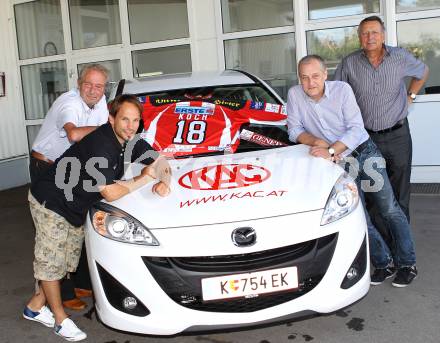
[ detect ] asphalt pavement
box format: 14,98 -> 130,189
0,185 -> 439,343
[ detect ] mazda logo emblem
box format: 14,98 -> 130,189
231,227 -> 256,247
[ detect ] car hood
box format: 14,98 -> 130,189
108,145 -> 345,229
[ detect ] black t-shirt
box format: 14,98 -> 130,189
31,123 -> 158,227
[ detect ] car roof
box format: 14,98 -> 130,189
121,70 -> 256,95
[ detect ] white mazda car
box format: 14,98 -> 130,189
85,70 -> 369,335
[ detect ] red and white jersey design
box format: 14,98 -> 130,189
140,97 -> 286,157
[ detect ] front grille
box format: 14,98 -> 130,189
143,233 -> 338,313
171,239 -> 316,272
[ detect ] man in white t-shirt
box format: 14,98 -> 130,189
29,63 -> 109,311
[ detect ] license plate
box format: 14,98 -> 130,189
201,266 -> 298,301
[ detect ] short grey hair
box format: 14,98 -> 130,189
358,15 -> 386,35
298,55 -> 327,72
78,63 -> 109,84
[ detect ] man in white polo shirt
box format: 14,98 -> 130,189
29,63 -> 109,311
30,63 -> 109,177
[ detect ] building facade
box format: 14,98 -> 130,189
0,0 -> 440,190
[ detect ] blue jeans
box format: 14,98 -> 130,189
345,138 -> 416,268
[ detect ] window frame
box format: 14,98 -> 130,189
215,0 -> 440,103
394,7 -> 440,102
11,0 -> 195,153
10,0 -> 440,155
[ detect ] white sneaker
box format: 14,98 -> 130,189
23,305 -> 55,327
54,318 -> 87,341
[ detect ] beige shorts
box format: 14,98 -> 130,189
28,192 -> 84,281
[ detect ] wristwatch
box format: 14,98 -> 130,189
328,147 -> 335,160
408,92 -> 417,100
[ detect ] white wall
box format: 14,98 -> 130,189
0,1 -> 28,161
409,97 -> 440,182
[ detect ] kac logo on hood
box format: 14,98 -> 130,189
178,164 -> 271,190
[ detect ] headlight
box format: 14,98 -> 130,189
89,202 -> 159,246
321,173 -> 359,226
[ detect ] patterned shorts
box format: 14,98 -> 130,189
29,192 -> 84,281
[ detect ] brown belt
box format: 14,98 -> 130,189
31,150 -> 54,164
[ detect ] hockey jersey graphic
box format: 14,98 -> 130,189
139,96 -> 286,157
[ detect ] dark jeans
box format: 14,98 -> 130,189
29,156 -> 91,300
344,138 -> 416,268
367,119 -> 412,245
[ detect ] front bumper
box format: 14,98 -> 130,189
85,205 -> 369,335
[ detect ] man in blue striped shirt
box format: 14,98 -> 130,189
334,16 -> 429,238
287,55 -> 417,287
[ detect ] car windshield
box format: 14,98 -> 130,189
135,84 -> 292,158
138,84 -> 279,103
